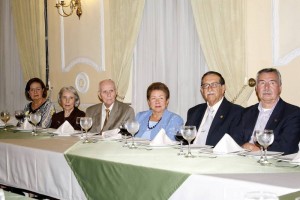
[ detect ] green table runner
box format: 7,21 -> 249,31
279,190 -> 300,200
65,141 -> 300,200
65,142 -> 189,200
0,128 -> 52,139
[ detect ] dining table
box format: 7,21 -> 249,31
0,126 -> 300,200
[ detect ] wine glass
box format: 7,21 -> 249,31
15,110 -> 25,127
80,117 -> 93,143
125,120 -> 140,149
119,123 -> 129,147
0,111 -> 10,131
253,130 -> 265,163
29,112 -> 41,136
181,126 -> 197,158
175,131 -> 185,156
76,117 -> 83,139
256,129 -> 274,165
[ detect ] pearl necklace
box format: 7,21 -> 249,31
147,116 -> 162,129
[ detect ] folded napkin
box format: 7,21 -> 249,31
150,128 -> 177,146
53,121 -> 75,136
102,129 -> 122,140
213,133 -> 244,154
292,151 -> 300,163
0,120 -> 4,126
22,118 -> 33,130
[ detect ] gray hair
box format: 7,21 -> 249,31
58,86 -> 80,107
256,68 -> 282,86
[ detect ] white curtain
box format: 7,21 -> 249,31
132,0 -> 207,121
0,0 -> 27,113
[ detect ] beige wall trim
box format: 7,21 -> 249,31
272,0 -> 300,66
59,0 -> 105,72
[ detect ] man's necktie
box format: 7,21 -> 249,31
103,108 -> 110,128
194,108 -> 214,145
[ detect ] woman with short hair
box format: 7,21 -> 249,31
50,86 -> 85,130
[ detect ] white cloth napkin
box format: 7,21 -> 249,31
292,151 -> 300,163
149,128 -> 177,146
213,133 -> 244,154
102,129 -> 121,140
53,121 -> 75,136
0,120 -> 4,126
22,118 -> 33,130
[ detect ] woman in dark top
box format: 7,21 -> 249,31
50,86 -> 85,130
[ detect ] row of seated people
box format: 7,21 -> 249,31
23,68 -> 300,155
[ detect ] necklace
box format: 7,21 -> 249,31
147,115 -> 162,129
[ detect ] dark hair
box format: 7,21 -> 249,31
256,68 -> 282,86
201,71 -> 225,85
25,78 -> 47,101
147,82 -> 170,100
58,86 -> 80,107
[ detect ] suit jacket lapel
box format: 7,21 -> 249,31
95,103 -> 103,133
208,98 -> 229,136
265,98 -> 283,129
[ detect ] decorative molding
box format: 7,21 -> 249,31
59,0 -> 105,72
272,0 -> 300,66
75,72 -> 90,93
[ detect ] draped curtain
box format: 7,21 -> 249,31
109,0 -> 145,101
11,0 -> 45,82
191,0 -> 253,106
132,0 -> 207,121
0,0 -> 27,113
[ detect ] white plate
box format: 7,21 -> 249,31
240,151 -> 284,159
177,144 -> 213,149
46,128 -> 81,136
275,153 -> 297,162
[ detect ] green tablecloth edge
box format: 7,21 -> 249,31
64,152 -> 189,200
279,190 -> 300,200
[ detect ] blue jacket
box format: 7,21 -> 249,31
232,98 -> 300,154
135,109 -> 184,141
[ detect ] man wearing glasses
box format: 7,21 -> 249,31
232,68 -> 300,154
185,71 -> 244,146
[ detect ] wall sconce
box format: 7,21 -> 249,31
55,0 -> 82,19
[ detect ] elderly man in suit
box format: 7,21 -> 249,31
232,68 -> 300,155
86,79 -> 135,133
185,71 -> 243,146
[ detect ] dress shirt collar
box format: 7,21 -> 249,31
206,97 -> 224,116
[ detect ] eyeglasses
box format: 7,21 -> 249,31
201,82 -> 221,89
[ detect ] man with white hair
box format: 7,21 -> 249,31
86,79 -> 135,133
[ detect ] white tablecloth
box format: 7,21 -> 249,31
0,140 -> 85,200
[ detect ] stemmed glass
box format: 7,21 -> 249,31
29,112 -> 41,136
181,126 -> 197,158
256,129 -> 274,165
125,120 -> 140,149
175,131 -> 185,156
15,110 -> 25,127
0,111 -> 10,131
119,123 -> 129,147
76,117 -> 83,139
253,130 -> 264,163
80,117 -> 93,143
